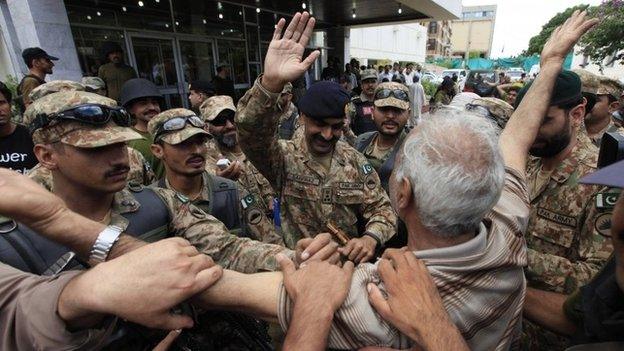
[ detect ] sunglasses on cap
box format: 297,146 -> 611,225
375,88 -> 409,102
154,115 -> 205,139
211,111 -> 235,126
465,103 -> 505,128
30,104 -> 135,134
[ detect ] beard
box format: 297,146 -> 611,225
215,132 -> 238,148
529,122 -> 572,158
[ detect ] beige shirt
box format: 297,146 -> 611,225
0,264 -> 115,350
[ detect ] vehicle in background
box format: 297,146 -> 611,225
441,69 -> 468,90
508,67 -> 523,72
463,69 -> 500,97
529,64 -> 540,77
421,72 -> 443,85
506,70 -> 525,82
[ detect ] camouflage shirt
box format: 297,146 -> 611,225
28,146 -> 155,190
235,79 -> 397,249
525,132 -> 613,294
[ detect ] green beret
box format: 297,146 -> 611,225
514,70 -> 582,109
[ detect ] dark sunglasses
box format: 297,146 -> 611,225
375,88 -> 409,102
154,116 -> 205,139
30,104 -> 135,134
211,112 -> 235,127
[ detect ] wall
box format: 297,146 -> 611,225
349,23 -> 427,64
451,20 -> 493,56
571,51 -> 624,82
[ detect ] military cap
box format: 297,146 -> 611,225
515,70 -> 582,109
572,68 -> 600,95
29,80 -> 86,102
147,108 -> 210,145
82,76 -> 106,91
199,95 -> 236,122
360,69 -> 378,81
471,97 -> 514,129
281,82 -> 293,94
22,47 -> 58,65
597,76 -> 623,99
25,91 -> 141,147
189,80 -> 215,96
374,82 -> 409,110
298,81 -> 350,120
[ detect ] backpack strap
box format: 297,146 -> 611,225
355,131 -> 377,153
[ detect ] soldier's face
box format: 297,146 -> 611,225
53,142 -> 130,193
612,194 -> 624,291
155,134 -> 208,177
129,98 -> 161,124
362,79 -> 377,96
0,92 -> 12,126
530,105 -> 580,158
208,113 -> 238,149
303,114 -> 344,155
36,58 -> 54,74
108,51 -> 123,64
373,106 -> 408,137
590,95 -> 617,123
188,90 -> 205,109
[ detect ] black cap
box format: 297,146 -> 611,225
22,47 -> 58,65
515,70 -> 582,109
189,80 -> 215,96
298,81 -> 350,120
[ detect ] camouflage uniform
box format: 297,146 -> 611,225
235,79 -> 397,249
589,77 -> 624,147
147,108 -> 283,245
28,80 -> 86,102
23,91 -> 294,273
469,97 -> 514,130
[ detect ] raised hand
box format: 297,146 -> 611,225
262,12 -> 320,93
540,10 -> 598,66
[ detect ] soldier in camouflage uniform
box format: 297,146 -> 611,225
346,68 -> 379,136
236,45 -> 397,263
199,96 -> 277,225
588,76 -> 624,147
22,90 -> 293,273
466,97 -> 514,131
26,80 -> 154,187
147,108 -> 284,245
81,76 -> 107,96
515,70 -> 614,350
277,82 -> 301,140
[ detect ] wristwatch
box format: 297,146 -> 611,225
89,225 -> 123,264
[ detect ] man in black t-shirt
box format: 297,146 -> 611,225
0,82 -> 37,174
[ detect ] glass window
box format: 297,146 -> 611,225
172,0 -> 244,39
131,37 -> 178,87
246,25 -> 260,62
217,40 -> 248,85
70,26 -> 127,76
65,0 -> 173,32
179,41 -> 216,86
244,7 -> 258,23
248,63 -> 260,83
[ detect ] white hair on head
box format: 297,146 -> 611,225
394,108 -> 505,237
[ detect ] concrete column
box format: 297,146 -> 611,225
325,26 -> 350,69
6,0 -> 82,81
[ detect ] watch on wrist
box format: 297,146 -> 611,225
89,225 -> 123,264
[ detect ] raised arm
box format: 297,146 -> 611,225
499,10 -> 598,173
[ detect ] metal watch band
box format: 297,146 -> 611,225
89,225 -> 123,263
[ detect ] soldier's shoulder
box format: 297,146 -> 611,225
350,95 -> 362,103
337,140 -> 371,164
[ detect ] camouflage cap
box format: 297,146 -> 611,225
199,95 -> 236,122
82,76 -> 106,91
471,97 -> 514,129
360,69 -> 378,81
147,108 -> 210,145
597,76 -> 623,99
572,68 -> 600,94
374,82 -> 409,110
29,80 -> 86,102
25,90 -> 141,147
281,82 -> 293,94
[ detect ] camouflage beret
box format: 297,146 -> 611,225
360,69 -> 378,81
29,80 -> 86,102
25,90 -> 141,147
199,95 -> 236,122
374,82 -> 409,110
471,97 -> 514,129
572,68 -> 600,95
281,82 -> 293,94
81,76 -> 106,91
597,76 -> 623,99
148,108 -> 210,145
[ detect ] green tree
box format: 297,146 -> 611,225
580,0 -> 624,65
523,4 -> 590,56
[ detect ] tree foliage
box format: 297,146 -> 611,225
524,4 -> 589,56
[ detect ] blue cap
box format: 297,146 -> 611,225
298,81 -> 350,120
580,159 -> 624,188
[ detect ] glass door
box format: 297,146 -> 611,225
178,40 -> 216,101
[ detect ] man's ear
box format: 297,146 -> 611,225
150,143 -> 165,160
569,103 -> 586,128
609,101 -> 621,114
395,176 -> 413,212
33,144 -> 59,170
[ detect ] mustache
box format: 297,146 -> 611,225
312,133 -> 339,144
104,164 -> 130,178
186,153 -> 205,163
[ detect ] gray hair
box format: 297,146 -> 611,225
394,108 -> 505,237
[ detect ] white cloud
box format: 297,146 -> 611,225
461,0 -> 603,58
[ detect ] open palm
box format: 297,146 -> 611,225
263,12 -> 320,92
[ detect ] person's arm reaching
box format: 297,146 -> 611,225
499,10 -> 598,173
523,287 -> 577,337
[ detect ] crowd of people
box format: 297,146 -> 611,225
1,9 -> 624,351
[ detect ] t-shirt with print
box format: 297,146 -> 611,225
0,124 -> 37,174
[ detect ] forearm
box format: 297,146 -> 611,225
523,287 -> 577,336
193,269 -> 282,322
57,271 -> 108,329
416,315 -> 469,351
527,248 -> 603,293
283,303 -> 334,351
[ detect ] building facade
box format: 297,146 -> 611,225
418,20 -> 452,59
349,23 -> 427,66
450,5 -> 497,59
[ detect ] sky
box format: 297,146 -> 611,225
461,0 -> 603,58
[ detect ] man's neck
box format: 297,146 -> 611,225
585,116 -> 611,137
52,176 -> 115,222
540,137 -> 577,172
363,92 -> 374,101
166,170 -> 203,198
0,122 -> 16,137
28,69 -> 45,81
406,219 -> 475,252
376,132 -> 399,149
219,72 -> 227,79
133,120 -> 148,133
218,143 -> 242,155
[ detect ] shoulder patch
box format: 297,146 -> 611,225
594,212 -> 612,237
241,194 -> 256,209
362,164 -> 374,175
595,192 -> 619,209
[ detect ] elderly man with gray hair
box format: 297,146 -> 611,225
181,10 -> 598,351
